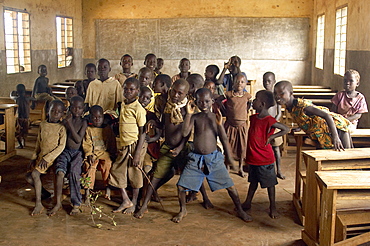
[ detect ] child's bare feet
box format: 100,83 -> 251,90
112,201 -> 133,213
277,172 -> 286,180
134,206 -> 148,219
172,210 -> 187,223
202,199 -> 214,209
31,204 -> 44,216
241,202 -> 251,211
151,194 -> 162,203
238,170 -> 247,178
104,187 -> 111,200
269,207 -> 279,219
237,210 -> 253,222
70,205 -> 81,215
48,204 -> 62,216
186,191 -> 198,203
123,205 -> 136,214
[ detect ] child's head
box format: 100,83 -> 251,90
85,63 -> 97,80
170,79 -> 189,104
204,80 -> 216,95
186,74 -> 204,96
144,53 -> 157,71
97,58 -> 111,80
48,100 -> 65,123
65,87 -> 78,101
139,86 -> 153,108
229,56 -> 241,74
343,69 -> 360,92
156,58 -> 164,71
263,72 -> 276,91
74,81 -> 84,97
204,65 -> 220,81
195,88 -> 214,112
69,96 -> 85,118
120,54 -> 133,70
233,73 -> 247,92
253,90 -> 275,112
153,74 -> 171,94
123,77 -> 140,101
274,80 -> 293,106
178,58 -> 190,73
90,105 -> 104,128
16,84 -> 26,96
38,65 -> 47,77
138,67 -> 154,87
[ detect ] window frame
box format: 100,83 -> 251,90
333,5 -> 348,75
3,7 -> 31,74
315,14 -> 325,70
56,16 -> 73,68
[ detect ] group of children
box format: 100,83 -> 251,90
22,53 -> 367,223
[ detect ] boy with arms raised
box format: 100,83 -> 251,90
109,78 -> 147,214
49,96 -> 88,216
135,79 -> 190,219
173,88 -> 251,223
242,90 -> 289,219
26,100 -> 66,216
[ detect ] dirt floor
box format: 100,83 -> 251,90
0,126 -> 306,246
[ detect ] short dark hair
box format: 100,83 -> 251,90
85,63 -> 96,71
186,74 -> 204,89
121,54 -> 133,60
256,90 -> 275,108
98,58 -> 110,66
195,88 -> 212,99
180,58 -> 190,64
173,79 -> 190,93
275,80 -> 293,93
124,77 -> 140,89
38,64 -> 47,70
145,53 -> 156,61
155,74 -> 172,88
139,86 -> 152,96
231,56 -> 241,64
90,105 -> 103,115
206,65 -> 220,76
16,84 -> 26,93
70,95 -> 84,104
49,99 -> 65,110
263,72 -> 275,80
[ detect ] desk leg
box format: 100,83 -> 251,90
319,188 -> 337,245
5,107 -> 15,154
294,135 -> 303,199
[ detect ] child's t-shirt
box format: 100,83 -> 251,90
119,100 -> 146,147
83,125 -> 117,157
246,114 -> 277,166
331,91 -> 368,127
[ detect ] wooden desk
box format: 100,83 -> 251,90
316,171 -> 370,245
247,79 -> 256,98
0,104 -> 17,162
293,129 -> 370,225
293,88 -> 334,93
294,92 -> 336,99
293,85 -> 331,89
300,148 -> 370,246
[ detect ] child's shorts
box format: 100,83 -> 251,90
55,148 -> 83,174
177,150 -> 234,192
248,163 -> 278,188
153,144 -> 189,179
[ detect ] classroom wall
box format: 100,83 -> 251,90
0,0 -> 83,97
82,0 -> 314,94
311,0 -> 370,127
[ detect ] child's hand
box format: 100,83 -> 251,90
224,58 -> 231,69
215,108 -> 223,125
28,160 -> 36,171
265,136 -> 272,146
38,158 -> 48,170
225,156 -> 236,170
332,136 -> 345,151
87,155 -> 94,165
145,120 -> 157,134
170,147 -> 181,157
132,155 -> 140,167
186,100 -> 196,114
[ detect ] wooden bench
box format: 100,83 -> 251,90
335,210 -> 370,243
0,97 -> 16,104
300,148 -> 370,246
293,129 -> 370,225
65,79 -> 83,83
294,92 -> 336,99
0,104 -> 17,162
293,85 -> 331,89
315,171 -> 370,245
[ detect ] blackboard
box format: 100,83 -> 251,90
96,17 -> 309,61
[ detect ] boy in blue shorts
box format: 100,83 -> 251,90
172,88 -> 251,223
242,90 -> 289,219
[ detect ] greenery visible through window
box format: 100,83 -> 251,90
4,9 -> 31,74
56,16 -> 73,68
334,6 -> 347,75
315,14 -> 325,69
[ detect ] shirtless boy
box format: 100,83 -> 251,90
173,88 -> 252,223
49,96 -> 88,216
135,79 -> 190,219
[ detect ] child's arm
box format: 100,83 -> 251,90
132,126 -> 145,167
41,126 -> 67,167
275,104 -> 282,121
82,129 -> 95,164
63,116 -> 88,144
304,106 -> 344,151
169,136 -> 189,157
145,125 -> 162,143
31,79 -> 39,98
215,109 -> 235,167
215,95 -> 226,116
346,113 -> 362,122
182,100 -> 196,137
266,122 -> 290,145
216,59 -> 231,85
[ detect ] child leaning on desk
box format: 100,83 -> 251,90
274,80 -> 352,151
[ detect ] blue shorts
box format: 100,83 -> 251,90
248,163 -> 278,188
177,150 -> 234,192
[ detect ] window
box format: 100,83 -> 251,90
334,6 -> 347,75
56,16 -> 73,68
4,9 -> 31,74
315,14 -> 325,69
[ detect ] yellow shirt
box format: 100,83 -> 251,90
31,121 -> 67,173
83,125 -> 117,157
115,72 -> 137,86
119,100 -> 146,147
85,77 -> 123,115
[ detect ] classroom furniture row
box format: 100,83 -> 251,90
0,104 -> 17,162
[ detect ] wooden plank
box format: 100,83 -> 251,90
316,171 -> 370,190
334,231 -> 370,246
319,188 -> 337,245
293,85 -> 330,89
302,148 -> 370,161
